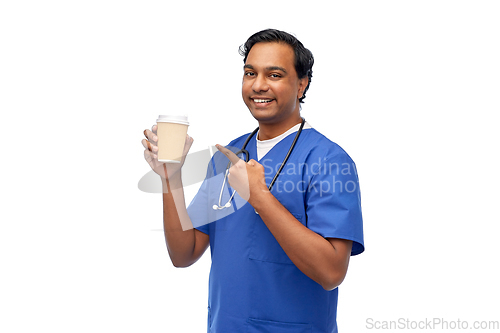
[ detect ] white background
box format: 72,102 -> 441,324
1,1 -> 499,332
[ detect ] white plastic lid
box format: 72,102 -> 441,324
156,114 -> 189,125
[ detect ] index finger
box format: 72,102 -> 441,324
216,144 -> 242,165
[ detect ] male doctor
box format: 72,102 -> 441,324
142,29 -> 364,333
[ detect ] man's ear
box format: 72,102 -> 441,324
297,77 -> 309,99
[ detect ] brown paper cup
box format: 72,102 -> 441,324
156,115 -> 189,163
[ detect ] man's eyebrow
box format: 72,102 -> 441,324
266,66 -> 287,74
243,64 -> 288,74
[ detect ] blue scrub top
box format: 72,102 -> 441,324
187,128 -> 364,333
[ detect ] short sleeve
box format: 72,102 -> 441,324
186,151 -> 217,234
305,151 -> 364,255
188,178 -> 210,235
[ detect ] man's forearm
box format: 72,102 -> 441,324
161,173 -> 197,267
251,191 -> 351,290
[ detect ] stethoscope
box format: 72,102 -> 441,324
212,118 -> 306,211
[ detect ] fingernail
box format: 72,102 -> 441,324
154,136 -> 158,141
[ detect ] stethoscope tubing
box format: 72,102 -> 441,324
268,118 -> 305,192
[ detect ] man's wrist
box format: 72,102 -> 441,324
249,186 -> 274,212
161,172 -> 183,192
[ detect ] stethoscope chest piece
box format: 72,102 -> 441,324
212,202 -> 231,210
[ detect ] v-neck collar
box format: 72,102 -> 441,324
255,121 -> 311,161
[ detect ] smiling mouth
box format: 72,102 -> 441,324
253,98 -> 274,104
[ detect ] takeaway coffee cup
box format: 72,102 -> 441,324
156,114 -> 189,163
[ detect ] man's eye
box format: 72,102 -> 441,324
245,72 -> 255,77
270,73 -> 281,78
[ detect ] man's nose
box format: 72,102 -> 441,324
252,75 -> 269,92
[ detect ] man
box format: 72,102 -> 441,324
142,29 -> 364,333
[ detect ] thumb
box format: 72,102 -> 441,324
183,135 -> 194,154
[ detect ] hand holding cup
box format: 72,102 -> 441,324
142,122 -> 193,180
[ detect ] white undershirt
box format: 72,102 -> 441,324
256,121 -> 312,160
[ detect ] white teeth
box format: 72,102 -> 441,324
253,99 -> 273,103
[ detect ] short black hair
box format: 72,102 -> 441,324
239,29 -> 314,104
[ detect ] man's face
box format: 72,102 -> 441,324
242,42 -> 308,125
